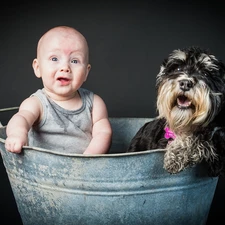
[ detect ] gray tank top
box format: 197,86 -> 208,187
28,88 -> 94,153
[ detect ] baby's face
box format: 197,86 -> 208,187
33,27 -> 90,100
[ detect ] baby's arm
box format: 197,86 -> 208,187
83,94 -> 112,154
5,96 -> 42,153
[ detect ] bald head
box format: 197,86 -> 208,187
36,26 -> 89,63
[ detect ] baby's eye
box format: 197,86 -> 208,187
71,59 -> 78,64
51,57 -> 58,61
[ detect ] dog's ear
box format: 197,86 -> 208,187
211,78 -> 225,127
156,60 -> 167,90
214,102 -> 225,127
217,60 -> 225,108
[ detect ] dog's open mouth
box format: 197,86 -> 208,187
176,95 -> 192,109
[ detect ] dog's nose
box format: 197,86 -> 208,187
179,79 -> 193,91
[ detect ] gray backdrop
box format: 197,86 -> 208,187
1,1 -> 225,224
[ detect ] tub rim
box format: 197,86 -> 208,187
0,130 -> 166,158
0,109 -> 164,158
0,124 -> 166,158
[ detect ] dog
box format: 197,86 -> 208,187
127,46 -> 225,177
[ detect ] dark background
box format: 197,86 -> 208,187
1,0 -> 225,224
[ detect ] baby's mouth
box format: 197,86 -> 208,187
57,77 -> 71,85
58,77 -> 69,81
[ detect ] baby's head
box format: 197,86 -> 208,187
36,26 -> 89,64
32,26 -> 91,98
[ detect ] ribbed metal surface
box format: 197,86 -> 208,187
0,117 -> 218,225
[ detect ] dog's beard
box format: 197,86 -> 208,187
157,76 -> 212,133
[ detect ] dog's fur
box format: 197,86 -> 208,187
127,46 -> 225,177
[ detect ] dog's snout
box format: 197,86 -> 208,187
179,79 -> 193,91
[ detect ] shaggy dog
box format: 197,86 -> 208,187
127,46 -> 225,177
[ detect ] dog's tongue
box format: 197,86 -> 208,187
177,96 -> 191,107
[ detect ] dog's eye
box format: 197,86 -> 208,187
202,71 -> 208,76
166,64 -> 182,74
175,67 -> 182,72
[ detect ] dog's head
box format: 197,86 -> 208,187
156,46 -> 225,133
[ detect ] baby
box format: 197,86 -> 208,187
5,26 -> 112,154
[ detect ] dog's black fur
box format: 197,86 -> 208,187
127,46 -> 225,177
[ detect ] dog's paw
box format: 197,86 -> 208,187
163,151 -> 186,174
163,158 -> 184,174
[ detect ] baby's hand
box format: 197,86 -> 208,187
5,134 -> 28,153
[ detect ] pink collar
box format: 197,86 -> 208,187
164,126 -> 176,140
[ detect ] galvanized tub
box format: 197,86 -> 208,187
0,116 -> 218,225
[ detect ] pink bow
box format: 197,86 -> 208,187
164,127 -> 176,140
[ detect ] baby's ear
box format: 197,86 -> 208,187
84,64 -> 91,81
32,59 -> 41,78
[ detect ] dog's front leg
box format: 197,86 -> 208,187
163,136 -> 204,174
163,139 -> 189,174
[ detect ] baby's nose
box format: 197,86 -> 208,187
60,64 -> 70,73
60,68 -> 70,72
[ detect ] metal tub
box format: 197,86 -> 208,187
0,116 -> 218,225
